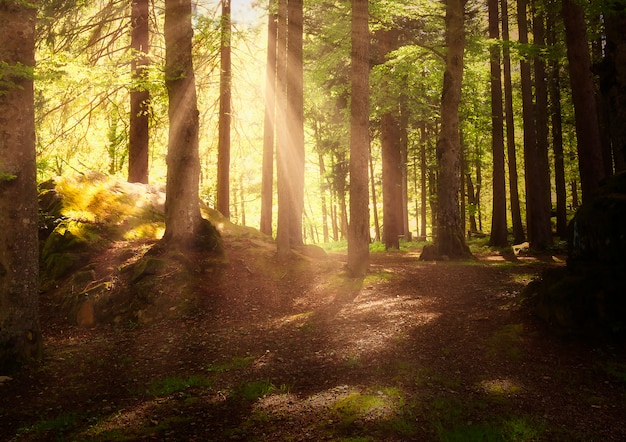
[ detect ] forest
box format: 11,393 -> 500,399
1,0 -> 626,440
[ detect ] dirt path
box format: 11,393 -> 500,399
1,248 -> 625,441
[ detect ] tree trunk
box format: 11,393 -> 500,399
601,5 -> 626,172
0,1 -> 42,370
287,0 -> 305,247
319,152 -> 330,243
433,0 -> 471,259
562,0 -> 606,200
381,113 -> 403,250
216,0 -> 232,218
275,0 -> 290,256
162,0 -> 221,252
260,0 -> 277,236
368,144 -> 381,242
347,0 -> 370,276
488,0 -> 508,247
547,10 -> 568,239
532,3 -> 553,248
519,0 -> 551,250
420,122 -> 428,238
501,0 -> 524,244
128,0 -> 150,184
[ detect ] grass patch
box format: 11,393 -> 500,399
233,379 -> 288,401
364,269 -> 395,285
147,375 -> 212,397
486,324 -> 524,360
206,355 -> 255,373
17,412 -> 82,438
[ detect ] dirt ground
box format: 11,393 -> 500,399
1,237 -> 625,441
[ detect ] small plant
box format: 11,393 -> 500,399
147,375 -> 212,397
233,379 -> 288,401
17,412 -> 81,437
206,355 -> 255,373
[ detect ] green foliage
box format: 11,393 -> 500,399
147,375 -> 212,397
0,61 -> 34,96
206,355 -> 255,373
233,379 -> 288,401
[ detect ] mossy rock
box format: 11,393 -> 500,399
43,252 -> 83,280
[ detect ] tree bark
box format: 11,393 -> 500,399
562,0 -> 606,200
420,122 -> 428,239
287,0 -> 305,247
162,0 -> 221,252
347,0 -> 370,276
433,0 -> 471,259
260,0 -> 277,236
275,0 -> 290,257
368,144 -> 381,242
601,4 -> 626,172
532,3 -> 553,248
128,0 -> 150,184
547,9 -> 568,239
381,113 -> 403,250
519,0 -> 551,250
0,1 -> 42,370
216,0 -> 232,218
488,0 -> 508,247
501,0 -> 524,244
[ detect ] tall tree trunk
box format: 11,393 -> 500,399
260,0 -> 277,236
562,0 -> 606,200
420,122 -> 428,238
532,3 -> 553,247
287,0 -> 305,247
319,152 -> 330,243
275,0 -> 290,256
519,0 -> 551,250
488,0 -> 508,247
547,8 -> 567,239
381,113 -> 403,250
369,144 -> 381,242
601,4 -> 626,172
128,0 -> 150,184
433,0 -> 471,258
399,94 -> 410,240
0,1 -> 42,369
217,0 -> 232,218
501,0 -> 524,244
162,0 -> 221,251
347,0 -> 370,276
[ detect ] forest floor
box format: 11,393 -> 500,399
2,236 -> 626,441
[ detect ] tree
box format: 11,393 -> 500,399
381,112 -> 403,250
217,0 -> 232,218
287,0 -> 305,247
501,0 -> 524,244
275,0 -> 290,256
260,0 -> 277,236
0,1 -> 42,369
128,0 -> 150,184
487,0 -> 508,247
433,0 -> 471,259
562,0 -> 606,200
276,0 -> 305,256
518,0 -> 551,250
161,0 -> 221,251
347,0 -> 370,276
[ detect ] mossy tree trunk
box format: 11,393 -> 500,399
0,1 -> 42,370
